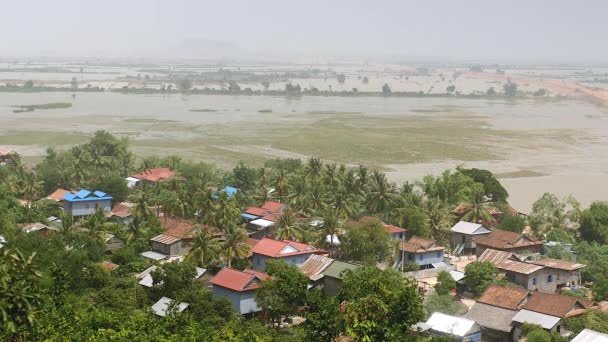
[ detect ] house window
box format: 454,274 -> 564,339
408,254 -> 413,261
418,254 -> 423,261
548,275 -> 553,283
532,278 -> 537,285
436,252 -> 441,258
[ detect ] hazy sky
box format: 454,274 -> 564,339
2,0 -> 607,63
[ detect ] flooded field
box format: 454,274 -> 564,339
1,90 -> 607,211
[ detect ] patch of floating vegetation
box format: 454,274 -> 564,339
12,102 -> 72,113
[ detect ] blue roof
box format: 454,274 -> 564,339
241,213 -> 259,220
63,189 -> 112,202
222,186 -> 238,197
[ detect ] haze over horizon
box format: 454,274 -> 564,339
2,0 -> 608,64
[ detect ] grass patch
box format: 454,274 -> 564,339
189,109 -> 219,112
495,170 -> 548,178
0,130 -> 89,146
12,102 -> 72,113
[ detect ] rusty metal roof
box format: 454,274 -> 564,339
150,234 -> 181,245
533,258 -> 585,271
299,255 -> 334,281
497,259 -> 543,274
478,285 -> 529,310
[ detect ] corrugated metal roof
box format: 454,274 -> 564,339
299,255 -> 334,281
210,267 -> 268,292
464,302 -> 516,333
571,329 -> 608,342
522,292 -> 579,318
63,189 -> 112,202
151,234 -> 182,245
533,258 -> 585,271
251,238 -> 323,258
512,309 -> 560,330
151,297 -> 189,317
450,221 -> 491,235
425,312 -> 479,337
322,260 -> 360,279
497,259 -> 543,274
140,251 -> 167,261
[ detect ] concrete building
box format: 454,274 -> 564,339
62,189 -> 112,217
210,267 -> 269,315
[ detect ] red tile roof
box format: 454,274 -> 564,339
478,285 -> 529,310
251,238 -> 326,258
261,201 -> 286,213
210,267 -> 269,292
47,188 -> 70,202
475,229 -> 543,250
131,168 -> 175,182
0,148 -> 17,156
522,292 -> 581,318
385,224 -> 406,234
244,207 -> 269,217
110,202 -> 134,218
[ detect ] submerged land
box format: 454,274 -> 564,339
1,60 -> 608,210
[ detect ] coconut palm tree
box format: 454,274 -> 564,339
130,190 -> 153,222
251,185 -> 271,207
274,209 -> 304,241
212,192 -> 241,229
319,208 -> 341,257
125,216 -> 149,244
461,190 -> 495,226
288,176 -> 309,212
306,183 -> 328,215
367,170 -> 397,216
20,172 -> 43,206
305,157 -> 323,181
186,226 -> 223,267
273,169 -> 289,202
222,223 -> 249,268
330,187 -> 361,219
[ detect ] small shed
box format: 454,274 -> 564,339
425,312 -> 482,341
151,297 -> 189,317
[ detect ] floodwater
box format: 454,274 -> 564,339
1,91 -> 607,212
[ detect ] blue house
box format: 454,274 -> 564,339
251,238 -> 327,271
62,189 -> 112,216
396,236 -> 445,270
210,267 -> 269,315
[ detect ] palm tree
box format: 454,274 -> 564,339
212,193 -> 241,229
130,190 -> 153,222
330,187 -> 361,219
222,224 -> 249,268
274,209 -> 304,241
461,190 -> 495,226
125,216 -> 149,244
356,165 -> 369,188
186,226 -> 223,267
305,157 -> 323,181
367,170 -> 397,216
306,183 -> 328,215
21,172 -> 43,206
273,169 -> 289,202
251,185 -> 271,207
58,212 -> 75,238
288,176 -> 309,212
320,209 -> 341,257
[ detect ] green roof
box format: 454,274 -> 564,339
322,260 -> 360,279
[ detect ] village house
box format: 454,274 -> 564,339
320,260 -> 360,297
18,222 -> 54,237
532,258 -> 585,289
46,188 -> 70,202
136,265 -> 206,287
107,202 -> 135,225
478,249 -> 585,294
250,237 -> 327,270
512,292 -> 593,340
0,147 -> 18,165
464,285 -> 529,342
298,254 -> 335,289
348,216 -> 407,240
475,229 -> 544,257
151,297 -> 189,317
209,267 -> 269,315
396,236 -> 446,270
449,221 -> 492,255
242,201 -> 287,238
129,168 -> 176,186
62,189 -> 112,216
420,312 -> 482,341
571,329 -> 608,342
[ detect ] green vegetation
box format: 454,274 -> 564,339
12,102 -> 72,113
1,131 -> 607,339
189,108 -> 219,112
